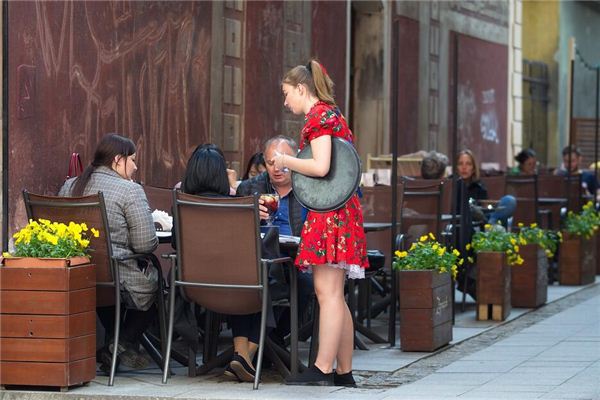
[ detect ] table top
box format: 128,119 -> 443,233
363,222 -> 399,232
538,197 -> 568,205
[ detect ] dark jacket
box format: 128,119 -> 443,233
467,180 -> 489,201
236,172 -> 306,237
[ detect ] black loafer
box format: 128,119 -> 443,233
285,365 -> 334,386
334,371 -> 357,387
223,364 -> 241,382
229,352 -> 256,383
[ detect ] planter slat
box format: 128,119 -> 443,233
0,358 -> 95,388
0,312 -> 95,338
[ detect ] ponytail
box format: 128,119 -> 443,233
282,59 -> 336,106
308,60 -> 335,105
72,165 -> 95,197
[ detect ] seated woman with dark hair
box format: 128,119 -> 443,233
177,145 -> 264,383
59,133 -> 158,373
242,152 -> 267,180
509,148 -> 537,175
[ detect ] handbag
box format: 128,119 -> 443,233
66,152 -> 83,179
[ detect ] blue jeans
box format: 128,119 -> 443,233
488,195 -> 517,226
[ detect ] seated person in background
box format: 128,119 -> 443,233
421,151 -> 449,179
456,149 -> 517,226
242,152 -> 267,180
236,135 -> 313,348
59,133 -> 158,373
179,145 -> 264,383
175,143 -> 238,195
555,145 -> 599,197
509,148 -> 537,175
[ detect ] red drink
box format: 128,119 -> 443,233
260,194 -> 280,224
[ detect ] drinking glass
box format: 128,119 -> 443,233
260,193 -> 280,225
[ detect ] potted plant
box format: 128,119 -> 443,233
470,224 -> 523,321
0,219 -> 98,389
2,219 -> 99,267
393,233 -> 461,352
559,202 -> 599,285
512,223 -> 560,308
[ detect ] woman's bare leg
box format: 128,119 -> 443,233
312,265 -> 348,373
335,301 -> 354,373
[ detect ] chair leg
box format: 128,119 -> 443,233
109,271 -> 121,386
162,266 -> 177,384
254,261 -> 269,390
289,263 -> 299,377
156,270 -> 168,361
308,302 -> 319,367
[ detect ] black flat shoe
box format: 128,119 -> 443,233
229,352 -> 256,383
223,363 -> 241,382
285,365 -> 334,386
334,371 -> 357,387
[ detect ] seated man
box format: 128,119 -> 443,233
237,135 -> 313,346
555,145 -> 599,198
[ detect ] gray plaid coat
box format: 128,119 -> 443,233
60,166 -> 158,310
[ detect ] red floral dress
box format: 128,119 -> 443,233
295,101 -> 369,279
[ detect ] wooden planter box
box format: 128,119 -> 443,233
0,258 -> 96,390
398,270 -> 452,352
511,244 -> 548,308
559,232 -> 596,285
597,234 -> 600,275
476,252 -> 511,321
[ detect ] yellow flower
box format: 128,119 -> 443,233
530,223 -> 537,228
467,256 -> 474,263
432,243 -> 439,251
484,224 -> 492,230
396,251 -> 408,258
466,243 -> 471,250
2,252 -> 11,258
429,232 -> 436,240
518,222 -> 524,228
91,228 -> 100,238
410,243 -> 417,251
437,248 -> 445,257
452,249 -> 460,257
420,235 -> 428,242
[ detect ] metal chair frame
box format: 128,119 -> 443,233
162,192 -> 291,389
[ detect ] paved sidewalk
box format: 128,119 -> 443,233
383,283 -> 600,399
2,282 -> 599,400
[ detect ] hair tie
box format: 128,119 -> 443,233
305,62 -> 312,74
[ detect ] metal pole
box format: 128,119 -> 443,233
595,66 -> 599,204
388,18 -> 399,347
566,38 -> 576,205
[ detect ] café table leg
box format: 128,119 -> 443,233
290,265 -> 299,376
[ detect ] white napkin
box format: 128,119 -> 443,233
152,209 -> 173,232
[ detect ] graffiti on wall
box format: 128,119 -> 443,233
8,1 -> 213,238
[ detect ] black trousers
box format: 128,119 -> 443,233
97,304 -> 156,345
